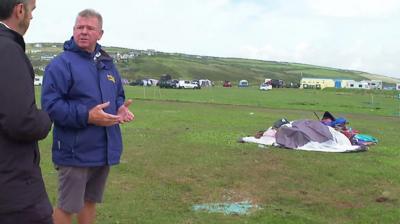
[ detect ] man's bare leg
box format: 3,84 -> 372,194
53,207 -> 73,224
77,201 -> 96,224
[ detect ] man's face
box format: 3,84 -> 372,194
73,16 -> 103,53
18,0 -> 36,35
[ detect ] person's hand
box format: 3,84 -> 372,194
88,102 -> 121,126
117,99 -> 135,124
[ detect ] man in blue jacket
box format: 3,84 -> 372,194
41,9 -> 134,224
0,1 -> 54,223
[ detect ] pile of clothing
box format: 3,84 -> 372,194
320,111 -> 378,146
240,112 -> 377,153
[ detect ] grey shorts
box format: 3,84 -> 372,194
56,165 -> 110,214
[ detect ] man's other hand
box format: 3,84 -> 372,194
117,99 -> 135,124
88,102 -> 121,126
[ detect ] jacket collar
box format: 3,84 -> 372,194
0,21 -> 11,29
63,37 -> 112,62
0,23 -> 25,51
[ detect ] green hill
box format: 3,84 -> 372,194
26,43 -> 400,85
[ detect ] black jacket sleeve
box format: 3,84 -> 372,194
0,44 -> 52,142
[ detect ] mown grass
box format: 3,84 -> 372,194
36,86 -> 400,223
125,86 -> 400,117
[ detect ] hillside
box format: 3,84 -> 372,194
26,43 -> 400,85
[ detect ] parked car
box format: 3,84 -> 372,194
177,80 -> 200,89
271,79 -> 284,88
191,80 -> 201,89
285,82 -> 300,88
129,79 -> 143,86
159,79 -> 178,88
223,80 -> 232,87
259,83 -> 272,91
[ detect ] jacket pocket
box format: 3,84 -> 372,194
53,126 -> 76,155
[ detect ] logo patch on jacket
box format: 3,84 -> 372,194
107,74 -> 116,83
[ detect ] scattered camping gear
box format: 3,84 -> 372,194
240,119 -> 366,152
321,111 -> 347,128
272,118 -> 289,129
313,112 -> 320,120
319,111 -> 378,146
239,112 -> 377,152
322,111 -> 335,121
352,134 -> 378,146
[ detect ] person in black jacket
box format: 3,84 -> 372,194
0,0 -> 53,223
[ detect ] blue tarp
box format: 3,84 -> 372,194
192,201 -> 260,215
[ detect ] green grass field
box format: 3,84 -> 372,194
37,86 -> 400,223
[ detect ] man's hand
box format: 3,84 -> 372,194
88,102 -> 121,126
117,99 -> 135,124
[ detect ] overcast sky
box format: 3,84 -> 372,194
25,0 -> 400,79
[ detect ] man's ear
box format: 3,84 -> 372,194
98,30 -> 104,40
14,3 -> 25,19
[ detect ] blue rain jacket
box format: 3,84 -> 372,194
41,38 -> 125,166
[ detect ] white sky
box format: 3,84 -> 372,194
25,0 -> 400,78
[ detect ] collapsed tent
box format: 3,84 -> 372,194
240,113 -> 377,153
276,120 -> 333,149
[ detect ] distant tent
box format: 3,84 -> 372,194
275,120 -> 333,148
199,79 -> 212,87
238,80 -> 249,87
